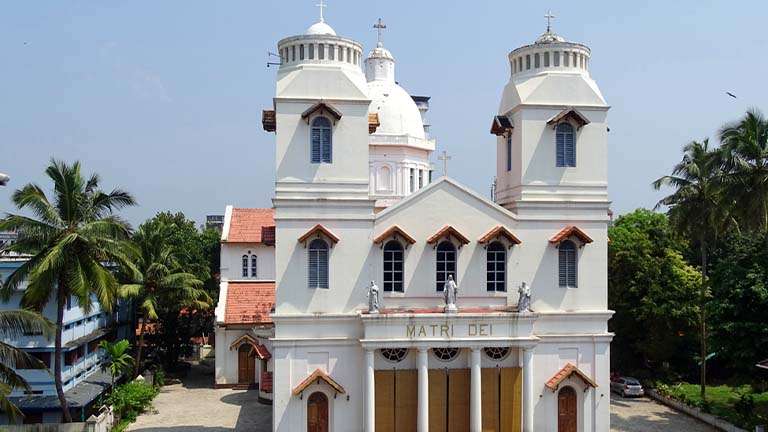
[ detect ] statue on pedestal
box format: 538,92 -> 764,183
517,281 -> 532,313
366,280 -> 380,314
443,275 -> 458,314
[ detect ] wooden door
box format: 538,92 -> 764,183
557,386 -> 577,432
447,369 -> 470,432
307,392 -> 329,432
375,370 -> 395,432
238,345 -> 255,384
500,367 -> 522,432
481,368 -> 500,431
395,370 -> 418,432
428,369 -> 447,432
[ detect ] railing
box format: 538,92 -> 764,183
2,406 -> 114,432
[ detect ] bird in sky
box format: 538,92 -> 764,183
726,92 -> 738,98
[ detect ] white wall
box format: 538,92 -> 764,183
221,243 -> 276,281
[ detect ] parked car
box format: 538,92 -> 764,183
610,377 -> 644,397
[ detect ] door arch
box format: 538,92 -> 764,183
237,345 -> 256,385
307,392 -> 329,432
557,386 -> 577,432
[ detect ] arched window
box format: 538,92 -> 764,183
242,255 -> 249,278
436,241 -> 457,291
558,240 -> 578,288
308,239 -> 329,289
383,241 -> 404,292
506,134 -> 513,172
486,241 -> 506,292
311,116 -> 332,164
377,166 -> 391,192
556,123 -> 576,167
250,255 -> 258,278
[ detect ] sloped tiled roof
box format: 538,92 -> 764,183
426,225 -> 470,246
225,208 -> 275,244
298,224 -> 340,245
292,369 -> 346,396
545,363 -> 598,391
478,225 -> 522,245
549,226 -> 593,244
224,281 -> 275,325
373,225 -> 416,245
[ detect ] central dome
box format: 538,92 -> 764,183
368,80 -> 425,139
305,21 -> 336,36
535,30 -> 566,44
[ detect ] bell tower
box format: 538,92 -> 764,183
492,17 -> 610,219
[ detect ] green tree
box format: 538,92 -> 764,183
120,221 -> 210,376
99,339 -> 134,391
708,232 -> 768,378
0,160 -> 136,422
0,310 -> 53,421
653,139 -> 730,400
608,209 -> 700,379
719,108 -> 768,232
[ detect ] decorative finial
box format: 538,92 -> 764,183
545,10 -> 556,32
316,0 -> 327,22
438,150 -> 452,177
373,18 -> 387,48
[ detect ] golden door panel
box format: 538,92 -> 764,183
428,369 -> 447,432
481,368 -> 500,432
500,367 -> 522,432
395,370 -> 418,432
447,369 -> 470,432
375,370 -> 395,432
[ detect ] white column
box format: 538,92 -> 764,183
417,347 -> 429,432
365,349 -> 375,432
522,347 -> 534,432
470,347 -> 482,432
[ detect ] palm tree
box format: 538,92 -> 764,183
719,108 -> 768,232
0,310 -> 54,421
98,340 -> 134,391
653,139 -> 730,401
120,222 -> 211,377
0,160 -> 136,422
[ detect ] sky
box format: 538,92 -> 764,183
1,1 -> 766,227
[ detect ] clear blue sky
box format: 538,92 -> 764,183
1,1 -> 766,227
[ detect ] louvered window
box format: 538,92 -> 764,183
436,241 -> 457,291
383,241 -> 404,292
486,242 -> 506,292
558,240 -> 578,287
250,255 -> 258,278
242,255 -> 249,277
311,116 -> 332,163
506,134 -> 512,171
308,239 -> 329,289
556,123 -> 576,167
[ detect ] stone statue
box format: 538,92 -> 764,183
517,281 -> 532,313
443,275 -> 458,314
366,280 -> 380,314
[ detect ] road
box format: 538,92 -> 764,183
611,394 -> 716,432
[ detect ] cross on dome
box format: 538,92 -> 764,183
545,10 -> 556,32
373,18 -> 387,48
316,0 -> 327,22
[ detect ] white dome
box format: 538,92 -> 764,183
367,46 -> 394,61
368,80 -> 425,139
305,21 -> 336,36
535,30 -> 566,44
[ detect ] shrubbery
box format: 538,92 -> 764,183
108,381 -> 159,431
654,382 -> 768,429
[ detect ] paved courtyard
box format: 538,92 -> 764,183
129,362 -> 716,432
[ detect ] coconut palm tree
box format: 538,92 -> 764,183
0,160 -> 136,422
0,309 -> 54,421
653,139 -> 731,401
719,108 -> 768,232
98,339 -> 134,391
120,221 -> 210,377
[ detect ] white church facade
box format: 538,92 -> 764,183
215,8 -> 613,432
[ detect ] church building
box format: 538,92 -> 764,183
215,7 -> 613,432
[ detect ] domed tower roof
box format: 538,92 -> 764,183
305,20 -> 336,36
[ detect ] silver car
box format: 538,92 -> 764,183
611,377 -> 644,397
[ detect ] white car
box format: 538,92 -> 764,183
611,377 -> 644,397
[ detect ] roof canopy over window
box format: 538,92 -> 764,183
228,334 -> 272,360
298,224 -> 340,246
549,226 -> 593,245
545,363 -> 598,391
490,115 -> 514,136
292,369 -> 346,396
427,225 -> 470,248
478,225 -> 522,248
301,101 -> 343,124
373,225 -> 416,247
546,107 -> 590,129
368,113 -> 380,134
262,110 -> 276,132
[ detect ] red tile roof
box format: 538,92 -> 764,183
549,226 -> 593,245
292,369 -> 346,396
478,225 -> 522,245
373,225 -> 416,245
545,363 -> 598,391
224,281 -> 275,325
226,208 -> 275,244
426,225 -> 470,246
297,224 -> 340,245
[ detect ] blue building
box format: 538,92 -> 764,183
0,233 -> 135,424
